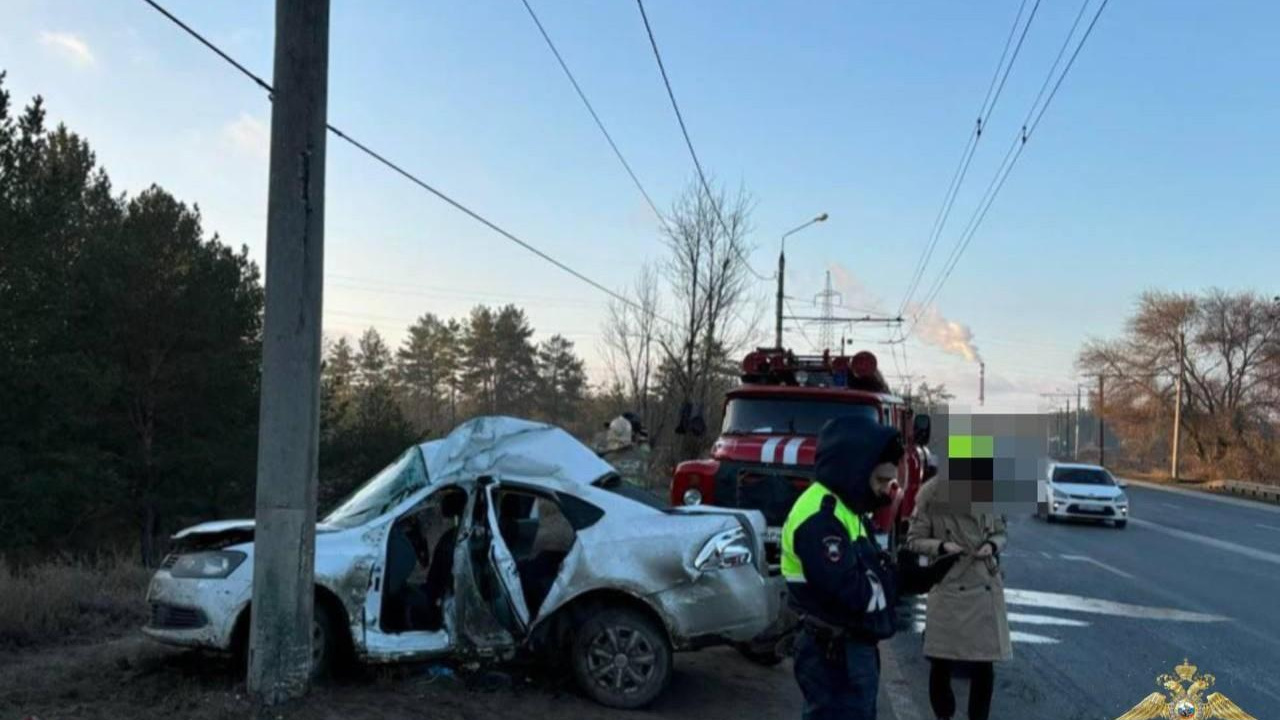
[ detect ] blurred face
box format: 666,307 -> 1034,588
870,462 -> 898,498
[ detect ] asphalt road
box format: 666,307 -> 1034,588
881,482 -> 1280,720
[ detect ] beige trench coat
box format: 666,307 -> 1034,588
905,479 -> 1013,662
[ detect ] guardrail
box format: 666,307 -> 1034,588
1222,480 -> 1280,503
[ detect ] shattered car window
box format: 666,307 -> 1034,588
323,448 -> 430,528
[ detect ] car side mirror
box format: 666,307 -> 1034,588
1117,479 -> 1128,489
912,413 -> 932,446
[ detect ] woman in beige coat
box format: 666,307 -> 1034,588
906,477 -> 1012,720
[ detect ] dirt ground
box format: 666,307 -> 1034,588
0,633 -> 803,720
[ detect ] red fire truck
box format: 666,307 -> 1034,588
669,348 -> 934,572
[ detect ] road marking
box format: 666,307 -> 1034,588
1040,551 -> 1053,559
1258,523 -> 1280,532
1129,517 -> 1280,566
1059,554 -> 1136,580
910,619 -> 1063,644
1010,630 -> 1061,644
1158,501 -> 1181,509
1006,612 -> 1089,627
782,437 -> 804,465
1003,589 -> 1228,622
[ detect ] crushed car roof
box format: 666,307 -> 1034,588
421,416 -> 616,489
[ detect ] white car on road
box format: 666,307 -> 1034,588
1038,462 -> 1130,528
143,417 -> 774,709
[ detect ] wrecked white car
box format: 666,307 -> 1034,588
144,417 -> 775,708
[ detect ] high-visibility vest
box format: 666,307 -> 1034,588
780,482 -> 866,582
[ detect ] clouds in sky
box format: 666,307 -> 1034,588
223,113 -> 269,160
40,31 -> 95,68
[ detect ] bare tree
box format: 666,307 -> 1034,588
656,178 -> 757,462
602,263 -> 661,425
1078,289 -> 1280,478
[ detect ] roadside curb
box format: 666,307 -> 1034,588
1122,479 -> 1280,514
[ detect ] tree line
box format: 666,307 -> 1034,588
0,74 -> 263,564
317,308 -> 590,509
0,69 -> 780,565
0,74 -> 600,564
1078,289 -> 1280,480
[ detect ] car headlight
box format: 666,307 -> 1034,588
694,528 -> 752,571
169,551 -> 247,579
1052,488 -> 1068,500
682,487 -> 703,506
1116,493 -> 1128,504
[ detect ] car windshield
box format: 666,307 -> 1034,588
722,397 -> 879,436
1053,467 -> 1114,486
323,447 -> 429,528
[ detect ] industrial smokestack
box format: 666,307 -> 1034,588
980,361 -> 986,407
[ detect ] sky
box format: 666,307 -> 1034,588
2,0 -> 1278,414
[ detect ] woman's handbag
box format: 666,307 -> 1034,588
895,546 -> 961,597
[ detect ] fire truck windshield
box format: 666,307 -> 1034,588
721,397 -> 880,436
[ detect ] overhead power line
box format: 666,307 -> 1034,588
519,0 -> 667,227
634,0 -> 770,282
911,0 -> 1107,323
898,0 -> 1043,317
900,0 -> 1109,346
140,0 -> 673,327
784,298 -> 819,353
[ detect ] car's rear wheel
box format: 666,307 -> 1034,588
571,606 -> 671,709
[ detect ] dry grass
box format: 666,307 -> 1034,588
0,556 -> 151,648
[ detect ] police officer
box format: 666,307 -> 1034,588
782,414 -> 904,720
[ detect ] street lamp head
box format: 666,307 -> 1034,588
816,213 -> 829,222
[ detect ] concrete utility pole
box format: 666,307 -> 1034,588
775,213 -> 828,349
1097,374 -> 1106,466
1075,384 -> 1082,460
248,0 -> 330,704
1171,331 -> 1184,480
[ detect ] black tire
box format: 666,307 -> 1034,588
736,643 -> 785,667
1114,520 -> 1127,529
310,600 -> 342,681
570,606 -> 672,709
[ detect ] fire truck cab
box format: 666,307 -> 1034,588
670,348 -> 932,574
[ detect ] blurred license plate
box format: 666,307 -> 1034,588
1077,504 -> 1105,514
763,527 -> 782,544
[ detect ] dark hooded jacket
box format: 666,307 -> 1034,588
782,415 -> 903,638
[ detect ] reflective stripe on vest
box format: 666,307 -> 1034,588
781,483 -> 865,582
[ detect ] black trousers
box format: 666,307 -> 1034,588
928,658 -> 994,720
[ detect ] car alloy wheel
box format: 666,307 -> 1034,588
572,607 -> 671,709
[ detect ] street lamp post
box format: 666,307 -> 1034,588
776,213 -> 829,349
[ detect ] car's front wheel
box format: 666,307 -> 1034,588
570,606 -> 672,709
1114,520 -> 1127,529
310,600 -> 340,680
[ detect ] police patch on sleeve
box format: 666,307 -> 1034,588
822,535 -> 844,563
